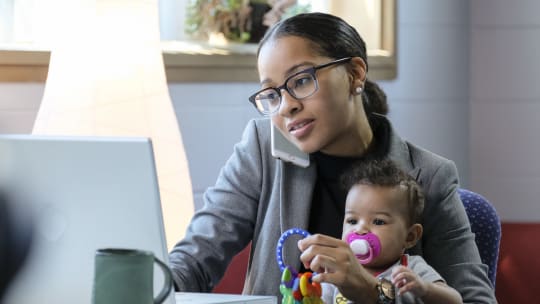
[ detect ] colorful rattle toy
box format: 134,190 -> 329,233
276,228 -> 323,304
346,231 -> 382,265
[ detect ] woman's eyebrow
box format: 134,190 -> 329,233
285,62 -> 314,75
259,61 -> 315,85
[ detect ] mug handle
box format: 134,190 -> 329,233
153,257 -> 173,304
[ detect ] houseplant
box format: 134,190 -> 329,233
184,0 -> 310,43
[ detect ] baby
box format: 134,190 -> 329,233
321,159 -> 462,304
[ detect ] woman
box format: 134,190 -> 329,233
169,13 -> 495,303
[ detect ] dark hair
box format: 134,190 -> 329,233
341,159 -> 424,225
258,12 -> 388,115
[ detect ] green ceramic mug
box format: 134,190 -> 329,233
92,248 -> 173,304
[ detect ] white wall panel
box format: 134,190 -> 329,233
169,83 -> 260,210
399,0 -> 469,26
389,100 -> 469,186
471,102 -> 540,178
472,0 -> 540,26
469,176 -> 540,222
381,0 -> 470,186
470,0 -> 540,221
471,28 -> 540,101
380,25 -> 470,102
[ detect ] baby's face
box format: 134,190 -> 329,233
342,184 -> 412,269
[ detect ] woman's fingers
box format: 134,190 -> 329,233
296,234 -> 379,303
298,234 -> 341,251
309,252 -> 339,274
297,234 -> 374,287
298,234 -> 344,269
297,234 -> 359,280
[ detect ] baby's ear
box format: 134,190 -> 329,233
404,223 -> 423,249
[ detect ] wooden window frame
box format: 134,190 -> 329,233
0,0 -> 396,83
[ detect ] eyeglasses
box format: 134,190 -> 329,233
248,57 -> 352,116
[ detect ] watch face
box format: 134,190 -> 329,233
381,279 -> 396,300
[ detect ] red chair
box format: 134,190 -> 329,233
212,245 -> 250,294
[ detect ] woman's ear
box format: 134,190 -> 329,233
404,223 -> 423,249
347,57 -> 367,93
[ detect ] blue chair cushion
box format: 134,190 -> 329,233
458,188 -> 501,287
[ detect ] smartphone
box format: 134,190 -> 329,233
271,123 -> 310,168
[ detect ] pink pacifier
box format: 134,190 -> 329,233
346,232 -> 382,264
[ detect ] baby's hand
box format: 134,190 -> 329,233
390,266 -> 427,297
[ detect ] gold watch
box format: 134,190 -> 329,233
376,278 -> 395,304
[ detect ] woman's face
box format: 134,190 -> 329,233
257,36 -> 365,155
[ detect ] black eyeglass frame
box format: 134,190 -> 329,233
248,57 -> 353,116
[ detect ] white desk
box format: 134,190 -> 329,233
175,292 -> 276,304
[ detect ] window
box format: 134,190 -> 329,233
0,0 -> 396,82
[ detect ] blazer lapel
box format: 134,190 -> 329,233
385,117 -> 421,180
279,160 -> 317,272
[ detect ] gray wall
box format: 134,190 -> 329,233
470,0 -> 540,221
170,83 -> 260,209
2,0 -> 534,221
382,0 -> 470,186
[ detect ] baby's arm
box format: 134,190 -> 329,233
391,266 -> 462,304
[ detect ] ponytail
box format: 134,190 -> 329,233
363,79 -> 388,115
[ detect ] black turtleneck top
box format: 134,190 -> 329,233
306,115 -> 392,239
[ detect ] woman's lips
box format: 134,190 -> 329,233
288,119 -> 314,139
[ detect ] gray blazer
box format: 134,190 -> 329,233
169,117 -> 496,303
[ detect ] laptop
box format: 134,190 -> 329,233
0,135 -> 176,304
0,135 -> 276,304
